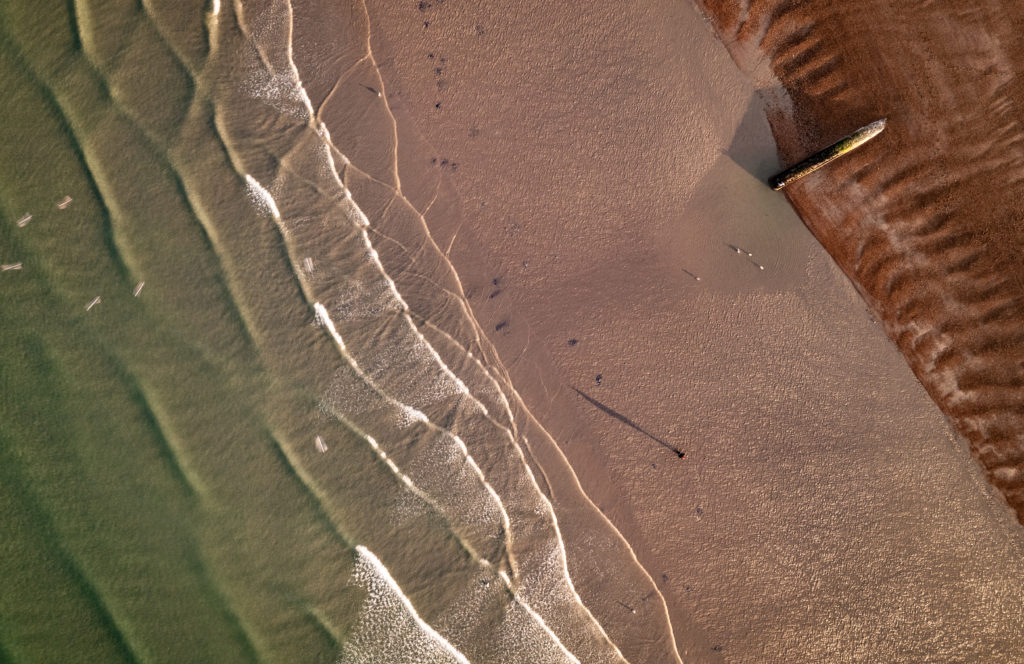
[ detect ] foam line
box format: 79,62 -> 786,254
354,545 -> 471,664
313,302 -> 511,544
240,3 -> 639,659
244,174 -> 281,220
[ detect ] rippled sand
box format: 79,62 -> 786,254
698,0 -> 1024,523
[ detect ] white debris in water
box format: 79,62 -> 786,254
16,213 -> 31,227
85,296 -> 101,311
244,174 -> 281,220
132,281 -> 145,297
342,545 -> 470,664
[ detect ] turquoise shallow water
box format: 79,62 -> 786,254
0,1 -> 679,662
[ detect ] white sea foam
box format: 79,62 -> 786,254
245,174 -> 281,220
342,545 -> 470,664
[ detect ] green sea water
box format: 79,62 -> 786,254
0,1 -> 678,662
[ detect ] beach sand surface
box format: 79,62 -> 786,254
698,0 -> 1024,524
295,0 -> 1024,660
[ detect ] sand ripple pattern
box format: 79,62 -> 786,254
698,0 -> 1024,522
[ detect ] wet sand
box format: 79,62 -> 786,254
294,0 -> 1024,660
291,2 -> 685,662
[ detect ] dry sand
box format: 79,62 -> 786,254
295,0 -> 1024,660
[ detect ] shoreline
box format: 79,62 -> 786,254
290,1 -> 689,660
295,0 -> 1024,659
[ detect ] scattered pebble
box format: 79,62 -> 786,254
728,243 -> 765,271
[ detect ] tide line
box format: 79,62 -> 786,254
244,6 -> 631,658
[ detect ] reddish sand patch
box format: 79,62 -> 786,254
697,0 -> 1024,523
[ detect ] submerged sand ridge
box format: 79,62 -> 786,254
696,0 -> 1024,523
